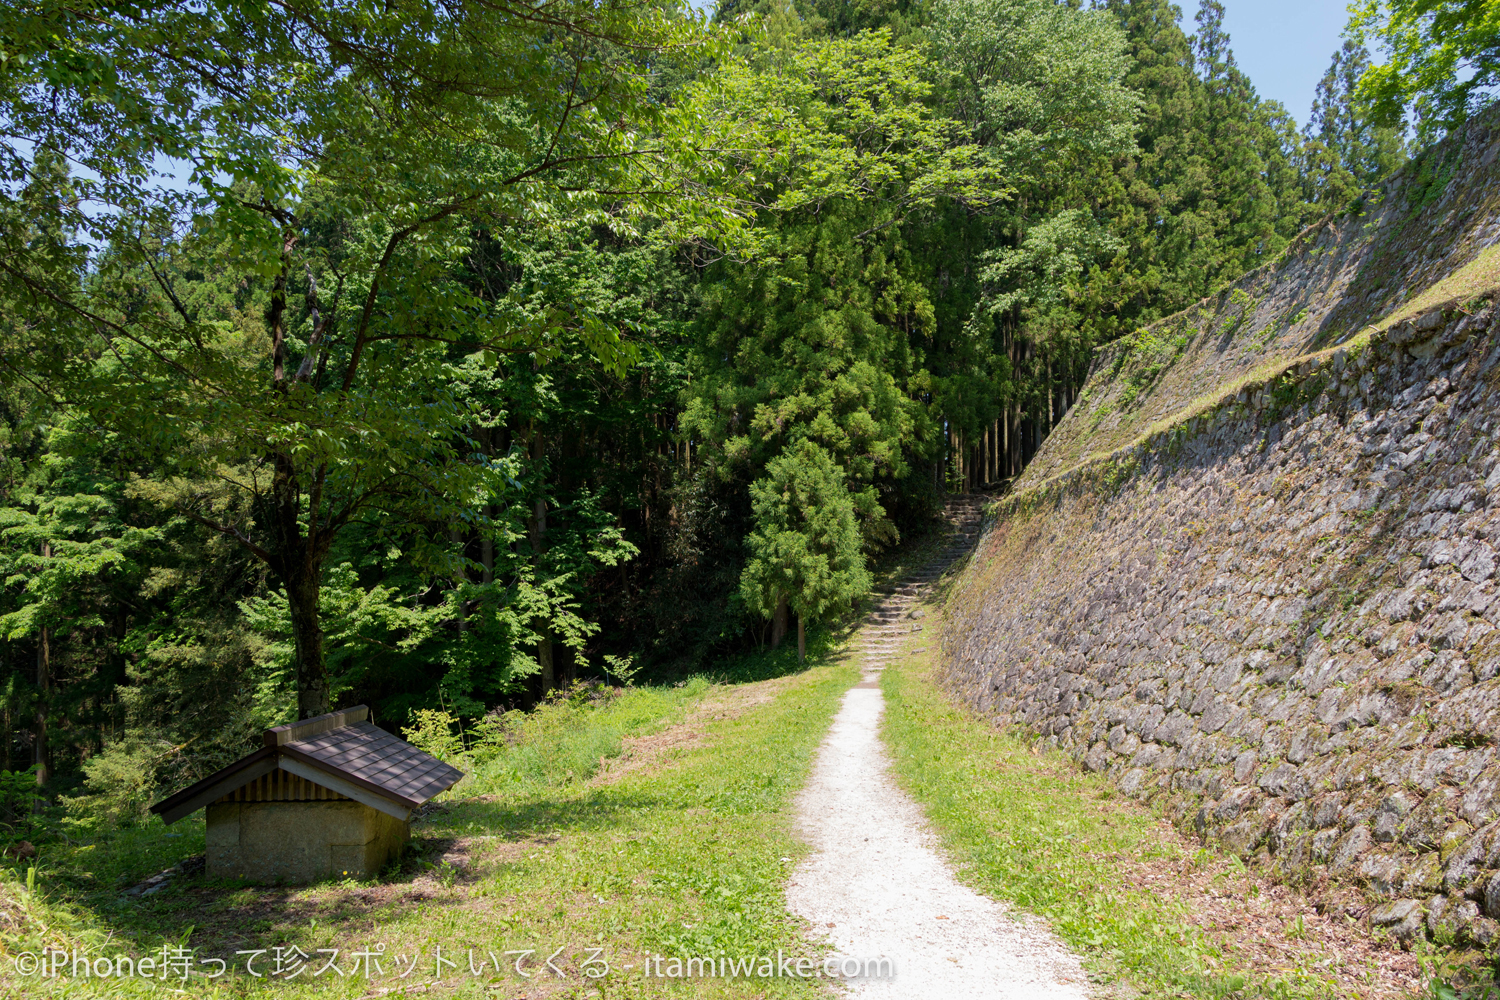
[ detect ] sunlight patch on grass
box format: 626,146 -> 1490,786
462,677 -> 715,794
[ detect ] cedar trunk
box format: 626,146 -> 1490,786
33,541 -> 50,786
34,628 -> 49,787
537,636 -> 555,691
770,593 -> 789,648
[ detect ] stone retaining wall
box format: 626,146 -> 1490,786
1026,107 -> 1500,485
941,295 -> 1500,947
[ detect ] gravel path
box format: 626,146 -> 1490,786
785,498 -> 1092,999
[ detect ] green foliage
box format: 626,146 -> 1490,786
924,0 -> 1137,450
1,0 -> 751,719
401,708 -> 470,764
1352,0 -> 1500,142
62,739 -> 178,829
683,29 -> 977,482
741,442 -> 872,625
1302,40 -> 1408,211
238,553 -> 587,719
0,766 -> 40,840
1077,0 -> 1311,346
0,0 -> 1409,865
931,0 -> 1137,177
1109,326 -> 1191,408
684,28 -> 983,581
600,654 -> 642,686
1409,145 -> 1464,213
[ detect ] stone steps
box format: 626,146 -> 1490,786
852,494 -> 987,678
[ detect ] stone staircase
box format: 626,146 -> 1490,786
856,494 -> 989,678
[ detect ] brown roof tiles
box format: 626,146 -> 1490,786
150,706 -> 464,824
281,721 -> 464,806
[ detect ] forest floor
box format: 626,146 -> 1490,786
0,516 -> 1462,1000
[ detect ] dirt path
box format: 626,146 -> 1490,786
787,686 -> 1092,999
786,498 -> 1092,999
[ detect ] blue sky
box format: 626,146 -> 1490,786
1175,1 -> 1357,127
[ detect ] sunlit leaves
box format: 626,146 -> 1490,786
0,0 -> 759,710
740,440 -> 870,624
1351,0 -> 1500,142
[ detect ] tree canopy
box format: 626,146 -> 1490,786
0,0 -> 1453,815
1352,0 -> 1500,142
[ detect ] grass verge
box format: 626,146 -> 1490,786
880,653 -> 1358,1000
1,642 -> 857,998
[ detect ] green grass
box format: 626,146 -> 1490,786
459,677 -> 718,792
0,643 -> 859,998
879,655 -> 1347,1000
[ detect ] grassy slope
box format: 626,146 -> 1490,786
1035,247 -> 1500,501
1024,105 -> 1500,495
0,643 -> 857,998
881,650 -> 1358,1000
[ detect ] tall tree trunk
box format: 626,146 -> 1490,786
1013,406 -> 1020,477
996,417 -> 1002,480
1003,406 -> 1010,480
537,637 -> 555,692
268,452 -> 331,720
986,421 -> 994,484
34,544 -> 49,786
286,571 -> 328,719
797,615 -> 805,663
770,593 -> 789,648
1046,359 -> 1054,429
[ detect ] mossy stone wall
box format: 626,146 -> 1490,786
944,298 -> 1500,948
